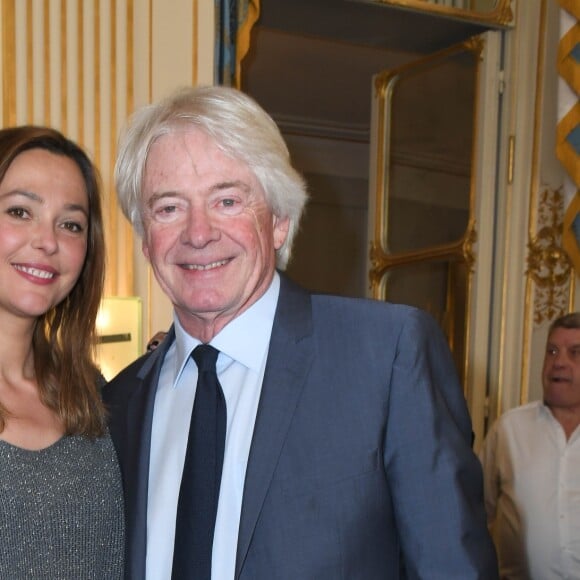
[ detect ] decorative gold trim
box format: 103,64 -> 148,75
147,0 -> 153,340
192,0 -> 197,84
60,0 -> 67,133
526,187 -> 571,324
126,0 -> 133,113
507,135 -> 515,184
369,36 -> 484,389
462,34 -> 486,391
26,0 -> 33,122
369,220 -> 477,295
94,0 -> 101,167
77,0 -> 84,145
375,0 -> 514,27
43,0 -> 50,124
2,0 -> 16,126
108,0 -> 118,295
148,0 -> 152,102
371,37 -> 485,256
126,0 -> 135,294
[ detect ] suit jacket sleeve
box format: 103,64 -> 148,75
385,308 -> 498,578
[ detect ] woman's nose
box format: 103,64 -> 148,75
31,221 -> 58,254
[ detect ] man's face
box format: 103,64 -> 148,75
140,129 -> 289,339
542,327 -> 580,411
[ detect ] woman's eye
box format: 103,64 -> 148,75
62,221 -> 85,233
7,207 -> 29,219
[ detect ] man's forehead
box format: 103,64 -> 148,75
147,129 -> 201,156
548,327 -> 580,345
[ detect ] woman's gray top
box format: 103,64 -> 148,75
0,433 -> 124,579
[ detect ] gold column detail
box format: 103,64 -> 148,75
526,187 -> 572,324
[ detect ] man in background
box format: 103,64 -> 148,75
104,84 -> 498,579
480,312 -> 580,579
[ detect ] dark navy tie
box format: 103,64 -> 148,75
172,344 -> 226,579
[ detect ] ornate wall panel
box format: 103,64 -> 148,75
1,0 -> 136,295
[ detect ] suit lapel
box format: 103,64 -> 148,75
235,276 -> 314,578
123,327 -> 175,580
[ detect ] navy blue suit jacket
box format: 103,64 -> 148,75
103,275 -> 498,579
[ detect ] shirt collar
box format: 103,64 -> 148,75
171,272 -> 280,387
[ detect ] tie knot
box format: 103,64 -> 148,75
192,344 -> 219,372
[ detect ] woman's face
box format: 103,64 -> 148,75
0,148 -> 89,320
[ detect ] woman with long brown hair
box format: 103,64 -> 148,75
0,126 -> 123,577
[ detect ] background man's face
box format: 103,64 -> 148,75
542,327 -> 580,412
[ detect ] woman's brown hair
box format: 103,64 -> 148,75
0,126 -> 106,437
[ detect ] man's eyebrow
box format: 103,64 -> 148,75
210,180 -> 251,193
146,191 -> 182,208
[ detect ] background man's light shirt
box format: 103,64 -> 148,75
480,400 -> 580,579
146,274 -> 280,580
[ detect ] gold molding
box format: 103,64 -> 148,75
2,0 -> 16,126
77,0 -> 84,145
192,0 -> 197,83
126,0 -> 135,295
60,0 -> 67,133
43,0 -> 50,124
93,0 -> 101,167
26,0 -> 33,122
369,35 -> 484,390
369,220 -> 477,295
374,0 -> 515,27
108,0 -> 118,295
371,36 -> 484,256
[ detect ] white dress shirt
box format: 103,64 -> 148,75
479,400 -> 580,580
146,274 -> 280,580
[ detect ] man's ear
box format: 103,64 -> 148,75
273,215 -> 290,250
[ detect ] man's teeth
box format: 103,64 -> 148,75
14,265 -> 55,279
185,260 -> 228,271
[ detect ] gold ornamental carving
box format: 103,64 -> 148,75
527,187 -> 572,324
